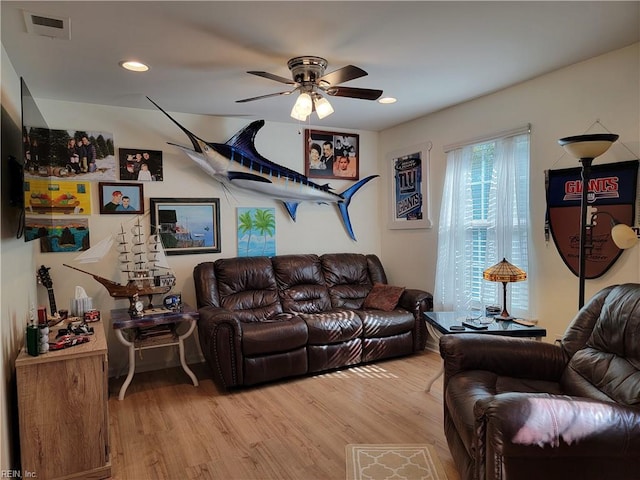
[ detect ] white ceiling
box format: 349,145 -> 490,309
2,1 -> 639,131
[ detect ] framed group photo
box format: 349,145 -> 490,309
150,198 -> 221,255
304,129 -> 359,180
387,142 -> 432,230
118,148 -> 163,181
98,182 -> 144,214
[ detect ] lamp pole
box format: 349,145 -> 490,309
558,133 -> 619,310
578,158 -> 593,309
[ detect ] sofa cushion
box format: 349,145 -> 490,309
214,256 -> 282,321
272,254 -> 332,313
321,253 -> 372,309
241,314 -> 308,356
308,339 -> 362,372
363,283 -> 405,311
301,309 -> 363,345
356,309 -> 414,338
363,333 -> 413,362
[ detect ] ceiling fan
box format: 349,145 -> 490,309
236,56 -> 383,120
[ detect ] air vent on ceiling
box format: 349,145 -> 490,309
23,10 -> 71,39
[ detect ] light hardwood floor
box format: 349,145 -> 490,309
108,350 -> 460,480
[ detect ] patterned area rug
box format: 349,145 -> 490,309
346,444 -> 449,480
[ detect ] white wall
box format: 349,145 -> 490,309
1,45 -> 37,473
379,43 -> 640,342
29,99 -> 382,375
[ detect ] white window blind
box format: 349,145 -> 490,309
435,127 -> 530,315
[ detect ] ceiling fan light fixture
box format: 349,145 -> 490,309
291,92 -> 312,121
314,95 -> 334,119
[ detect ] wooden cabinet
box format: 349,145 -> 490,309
15,321 -> 111,480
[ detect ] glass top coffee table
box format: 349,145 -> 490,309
423,311 -> 547,391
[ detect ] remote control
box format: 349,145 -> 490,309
462,321 -> 488,330
450,325 -> 466,331
512,318 -> 536,327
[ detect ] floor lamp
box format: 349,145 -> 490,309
557,133 -> 619,309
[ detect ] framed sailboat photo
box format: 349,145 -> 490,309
150,198 -> 221,255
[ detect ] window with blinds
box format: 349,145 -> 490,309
435,127 -> 530,316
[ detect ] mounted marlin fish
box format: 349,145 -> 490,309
147,97 -> 377,240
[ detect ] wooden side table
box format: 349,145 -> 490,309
111,304 -> 199,400
15,320 -> 111,480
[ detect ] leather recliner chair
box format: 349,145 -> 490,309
439,283 -> 640,480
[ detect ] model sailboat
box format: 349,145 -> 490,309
64,217 -> 175,308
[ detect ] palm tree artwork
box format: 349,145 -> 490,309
237,207 -> 276,257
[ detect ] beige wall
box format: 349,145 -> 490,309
379,43 -> 640,342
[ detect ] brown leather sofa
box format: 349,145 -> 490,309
439,283 -> 640,480
194,253 -> 433,389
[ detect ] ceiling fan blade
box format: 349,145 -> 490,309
325,86 -> 383,101
236,90 -> 295,103
247,71 -> 296,85
319,65 -> 367,86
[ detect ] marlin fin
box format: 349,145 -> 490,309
337,175 -> 379,241
283,202 -> 299,221
227,171 -> 272,183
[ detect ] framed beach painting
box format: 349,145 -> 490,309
98,182 -> 144,214
150,198 -> 221,255
237,207 -> 276,257
387,142 -> 433,229
304,129 -> 359,180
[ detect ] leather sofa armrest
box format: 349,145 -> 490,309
475,392 -> 640,458
398,288 -> 433,313
440,334 -> 566,382
197,305 -> 245,388
398,288 -> 433,351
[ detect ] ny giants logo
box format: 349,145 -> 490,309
563,176 -> 619,202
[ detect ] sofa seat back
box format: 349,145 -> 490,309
272,254 -> 332,313
561,283 -> 640,406
214,256 -> 283,322
321,253 -> 378,309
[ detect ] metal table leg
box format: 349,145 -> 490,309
115,328 -> 135,400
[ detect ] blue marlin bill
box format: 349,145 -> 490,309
148,98 -> 377,241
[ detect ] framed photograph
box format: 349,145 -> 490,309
387,142 -> 433,229
118,148 -> 163,181
150,198 -> 221,255
98,182 -> 144,214
23,126 -> 116,181
305,129 -> 359,180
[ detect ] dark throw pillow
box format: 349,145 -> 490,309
363,283 -> 405,311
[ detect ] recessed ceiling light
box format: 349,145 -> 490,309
378,97 -> 397,104
119,60 -> 149,72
